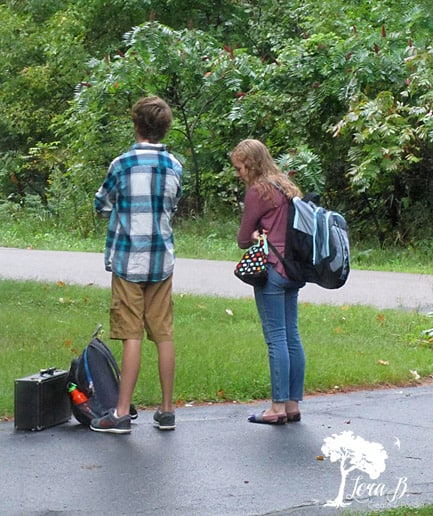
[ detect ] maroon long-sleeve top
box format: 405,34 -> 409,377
237,185 -> 289,279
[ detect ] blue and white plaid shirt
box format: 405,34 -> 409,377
94,142 -> 182,282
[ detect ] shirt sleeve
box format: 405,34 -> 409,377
237,186 -> 272,249
94,160 -> 117,215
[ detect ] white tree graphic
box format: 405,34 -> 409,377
321,431 -> 388,507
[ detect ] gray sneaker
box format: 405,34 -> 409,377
153,409 -> 176,430
90,408 -> 131,434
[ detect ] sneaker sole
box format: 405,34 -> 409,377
153,421 -> 176,431
90,425 -> 131,434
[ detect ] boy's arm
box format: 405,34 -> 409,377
94,163 -> 117,217
94,187 -> 113,218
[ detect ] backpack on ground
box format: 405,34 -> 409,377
268,194 -> 350,290
67,325 -> 122,426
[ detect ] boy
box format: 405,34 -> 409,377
91,96 -> 182,434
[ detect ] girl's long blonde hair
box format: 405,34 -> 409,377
230,139 -> 302,202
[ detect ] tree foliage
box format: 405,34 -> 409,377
1,0 -> 432,244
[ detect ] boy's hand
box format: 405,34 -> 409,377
96,210 -> 111,219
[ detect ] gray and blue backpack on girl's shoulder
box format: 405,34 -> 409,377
269,194 -> 350,290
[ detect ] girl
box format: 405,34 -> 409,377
231,139 -> 306,425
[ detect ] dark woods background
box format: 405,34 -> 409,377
1,0 -> 432,247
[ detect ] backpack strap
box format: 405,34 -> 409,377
89,324 -> 120,378
266,199 -> 305,284
92,323 -> 103,339
266,239 -> 285,264
83,337 -> 121,393
83,347 -> 94,392
90,338 -> 121,380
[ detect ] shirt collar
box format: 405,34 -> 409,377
132,142 -> 166,151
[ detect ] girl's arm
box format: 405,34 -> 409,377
237,187 -> 271,248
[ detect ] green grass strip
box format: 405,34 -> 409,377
1,279 -> 432,418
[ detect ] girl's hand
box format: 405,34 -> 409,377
251,229 -> 267,242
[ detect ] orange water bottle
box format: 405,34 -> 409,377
68,383 -> 89,404
67,382 -> 96,422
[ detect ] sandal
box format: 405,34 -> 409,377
248,410 -> 287,425
286,412 -> 301,423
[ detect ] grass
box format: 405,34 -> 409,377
361,508 -> 433,516
1,279 -> 432,419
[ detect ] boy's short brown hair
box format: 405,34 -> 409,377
132,96 -> 173,143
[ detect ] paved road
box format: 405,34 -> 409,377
1,247 -> 432,312
1,247 -> 433,515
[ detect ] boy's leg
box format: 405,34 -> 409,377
108,275 -> 146,419
155,340 -> 175,413
143,276 -> 176,428
142,276 -> 175,413
117,339 -> 142,417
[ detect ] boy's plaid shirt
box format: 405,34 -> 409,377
94,142 -> 182,282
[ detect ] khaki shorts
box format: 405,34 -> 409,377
110,274 -> 174,343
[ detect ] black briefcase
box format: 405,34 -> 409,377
14,367 -> 71,431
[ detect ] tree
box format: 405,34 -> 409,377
2,0 -> 433,244
51,21 -> 262,223
332,42 -> 433,243
0,2 -> 89,204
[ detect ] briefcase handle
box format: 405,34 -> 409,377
40,367 -> 57,376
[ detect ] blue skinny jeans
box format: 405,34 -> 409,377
254,265 -> 305,403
